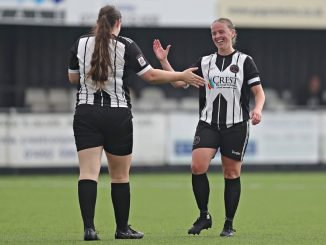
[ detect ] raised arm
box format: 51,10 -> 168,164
153,39 -> 189,88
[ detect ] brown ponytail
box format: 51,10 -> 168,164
88,5 -> 121,89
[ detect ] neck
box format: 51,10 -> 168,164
112,21 -> 121,36
218,47 -> 235,56
112,29 -> 119,36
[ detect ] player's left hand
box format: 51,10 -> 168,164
250,109 -> 262,125
153,39 -> 170,62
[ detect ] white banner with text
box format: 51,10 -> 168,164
218,0 -> 326,29
0,111 -> 323,168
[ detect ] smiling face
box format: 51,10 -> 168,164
211,20 -> 236,55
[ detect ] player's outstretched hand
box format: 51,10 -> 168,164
182,67 -> 206,88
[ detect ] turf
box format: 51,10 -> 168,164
0,172 -> 325,244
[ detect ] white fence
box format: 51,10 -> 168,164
0,110 -> 325,168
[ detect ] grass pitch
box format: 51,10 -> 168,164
0,172 -> 325,244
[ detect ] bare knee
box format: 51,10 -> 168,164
79,165 -> 101,181
223,169 -> 240,179
191,162 -> 209,174
109,165 -> 130,183
110,173 -> 129,183
191,148 -> 215,174
79,174 -> 99,181
106,153 -> 131,183
221,156 -> 242,178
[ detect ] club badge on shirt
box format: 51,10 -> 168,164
230,64 -> 239,73
137,55 -> 146,67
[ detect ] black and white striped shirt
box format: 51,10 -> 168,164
68,35 -> 151,108
194,50 -> 261,127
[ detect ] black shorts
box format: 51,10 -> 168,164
192,120 -> 249,161
73,104 -> 133,155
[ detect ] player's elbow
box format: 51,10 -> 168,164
140,69 -> 160,84
68,73 -> 80,85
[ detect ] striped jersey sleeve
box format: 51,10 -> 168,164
123,38 -> 152,76
244,56 -> 261,87
68,40 -> 80,73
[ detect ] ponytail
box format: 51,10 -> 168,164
88,5 -> 121,89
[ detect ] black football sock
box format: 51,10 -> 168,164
78,179 -> 97,230
192,173 -> 210,216
111,182 -> 130,231
224,177 -> 241,226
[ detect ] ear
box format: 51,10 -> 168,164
232,29 -> 237,40
116,19 -> 122,28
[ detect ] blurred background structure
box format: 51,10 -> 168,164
0,0 -> 326,171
